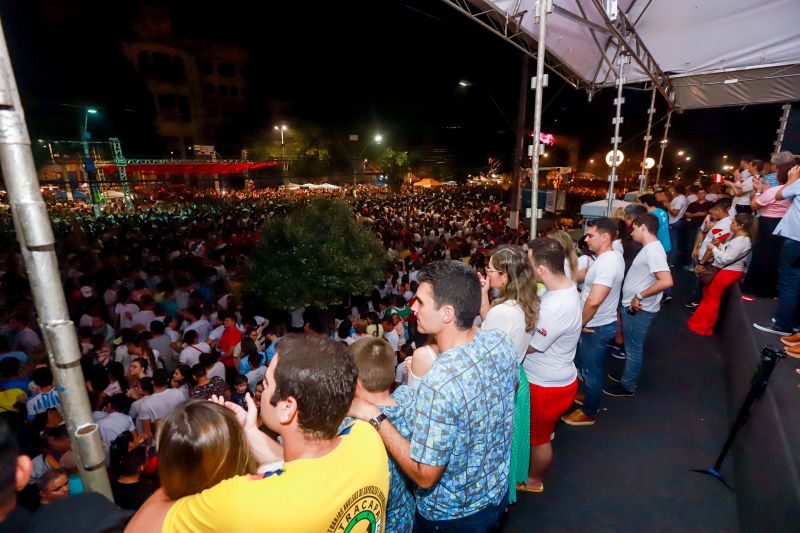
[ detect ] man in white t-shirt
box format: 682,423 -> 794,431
724,157 -> 754,214
140,370 -> 186,441
523,238 -> 582,490
178,330 -> 211,367
667,184 -> 688,267
605,214 -> 673,398
562,218 -> 624,426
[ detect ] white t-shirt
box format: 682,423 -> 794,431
383,329 -> 400,352
481,300 -> 532,363
208,325 -> 225,343
207,361 -> 226,380
132,310 -> 157,329
524,286 -> 581,387
115,303 -> 140,329
581,250 -> 625,328
576,254 -> 595,292
668,194 -> 688,224
699,216 -> 733,259
179,342 -> 211,367
621,241 -> 670,313
732,172 -> 754,208
141,388 -> 186,422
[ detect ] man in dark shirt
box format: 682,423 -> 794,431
683,187 -> 712,268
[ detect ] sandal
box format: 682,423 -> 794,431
516,482 -> 544,493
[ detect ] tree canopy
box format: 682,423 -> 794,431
245,198 -> 387,310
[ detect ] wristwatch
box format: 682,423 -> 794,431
368,413 -> 387,431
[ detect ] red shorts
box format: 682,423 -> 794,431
529,379 -> 578,445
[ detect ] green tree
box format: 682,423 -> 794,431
245,198 -> 387,310
377,148 -> 409,192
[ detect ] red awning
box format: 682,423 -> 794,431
96,162 -> 279,175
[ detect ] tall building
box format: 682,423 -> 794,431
120,5 -> 252,157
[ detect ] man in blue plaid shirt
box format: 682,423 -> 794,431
350,261 -> 518,532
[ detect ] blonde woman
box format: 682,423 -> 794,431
478,245 -> 540,504
127,400 -> 260,532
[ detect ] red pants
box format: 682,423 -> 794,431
687,269 -> 743,336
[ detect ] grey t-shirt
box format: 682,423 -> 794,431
621,241 -> 670,313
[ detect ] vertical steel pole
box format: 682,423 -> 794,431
773,103 -> 792,156
0,19 -> 111,498
639,87 -> 656,193
110,137 -> 133,210
529,0 -> 551,238
655,110 -> 672,187
606,54 -> 627,216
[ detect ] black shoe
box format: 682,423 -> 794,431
684,301 -> 699,309
662,295 -> 673,304
603,383 -> 635,397
607,343 -> 626,360
607,373 -> 622,383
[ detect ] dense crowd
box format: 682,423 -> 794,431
0,151 -> 799,532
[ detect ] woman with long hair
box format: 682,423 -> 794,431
546,229 -> 578,282
688,213 -> 755,335
126,400 -> 259,532
479,244 -> 540,504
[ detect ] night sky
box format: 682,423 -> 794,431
0,0 -> 788,175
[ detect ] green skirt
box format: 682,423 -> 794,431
508,364 -> 530,504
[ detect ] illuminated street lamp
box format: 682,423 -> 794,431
81,107 -> 101,217
677,150 -> 685,156
353,134 -> 383,195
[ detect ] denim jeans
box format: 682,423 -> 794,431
577,322 -> 617,417
413,489 -> 508,533
668,223 -> 679,266
774,238 -> 800,332
620,306 -> 658,392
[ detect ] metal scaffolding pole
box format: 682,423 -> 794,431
110,137 -> 133,210
529,0 -> 552,238
655,110 -> 673,187
0,20 -> 112,498
639,87 -> 657,193
606,54 -> 628,216
773,103 -> 792,156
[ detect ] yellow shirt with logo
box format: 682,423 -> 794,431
162,420 -> 390,533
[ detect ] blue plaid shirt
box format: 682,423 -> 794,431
409,329 -> 518,521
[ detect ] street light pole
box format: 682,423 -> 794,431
274,124 -> 288,192
353,134 -> 382,197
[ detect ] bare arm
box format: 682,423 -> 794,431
349,399 -> 446,489
582,284 -> 611,327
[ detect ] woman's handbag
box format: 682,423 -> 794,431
696,249 -> 750,285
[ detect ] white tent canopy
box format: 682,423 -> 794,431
453,0 -> 800,108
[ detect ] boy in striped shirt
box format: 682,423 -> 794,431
26,367 -> 61,421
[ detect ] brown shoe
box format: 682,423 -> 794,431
573,391 -> 585,406
785,345 -> 800,359
561,409 -> 596,426
780,332 -> 800,347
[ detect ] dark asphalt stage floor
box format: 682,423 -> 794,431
503,271 -> 739,532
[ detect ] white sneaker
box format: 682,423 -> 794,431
753,323 -> 790,336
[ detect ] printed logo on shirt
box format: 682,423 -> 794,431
536,327 -> 548,337
327,485 -> 385,533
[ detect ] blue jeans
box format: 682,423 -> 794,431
413,489 -> 508,533
774,238 -> 800,332
668,224 -> 679,266
620,306 -> 658,392
577,322 -> 617,417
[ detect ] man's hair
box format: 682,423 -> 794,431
528,238 -> 566,275
32,367 -> 54,388
624,204 -> 647,220
674,184 -> 686,195
216,310 -> 229,322
36,468 -> 66,493
710,197 -> 733,212
633,214 -> 660,235
270,334 -> 358,440
199,352 -> 216,368
152,369 -> 169,388
0,358 -> 20,378
117,446 -> 147,477
108,394 -> 132,415
417,261 -> 481,330
349,338 -> 396,393
191,364 -> 207,380
187,306 -> 203,321
740,154 -> 755,164
182,330 -> 198,345
586,217 -> 617,239
638,193 -> 659,208
139,377 -> 154,396
149,320 -> 165,334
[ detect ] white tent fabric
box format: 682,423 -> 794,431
473,0 -> 800,108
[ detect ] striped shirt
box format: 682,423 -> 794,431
26,388 -> 61,420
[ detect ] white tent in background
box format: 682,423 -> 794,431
580,198 -> 630,220
102,190 -> 124,199
301,183 -> 320,189
286,183 -> 301,190
318,183 -> 340,189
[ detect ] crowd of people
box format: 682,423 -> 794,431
0,151 -> 799,532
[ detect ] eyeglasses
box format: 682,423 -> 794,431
485,267 -> 504,274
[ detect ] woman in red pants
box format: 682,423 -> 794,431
688,214 -> 754,336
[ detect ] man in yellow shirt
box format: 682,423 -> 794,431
130,334 -> 390,532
